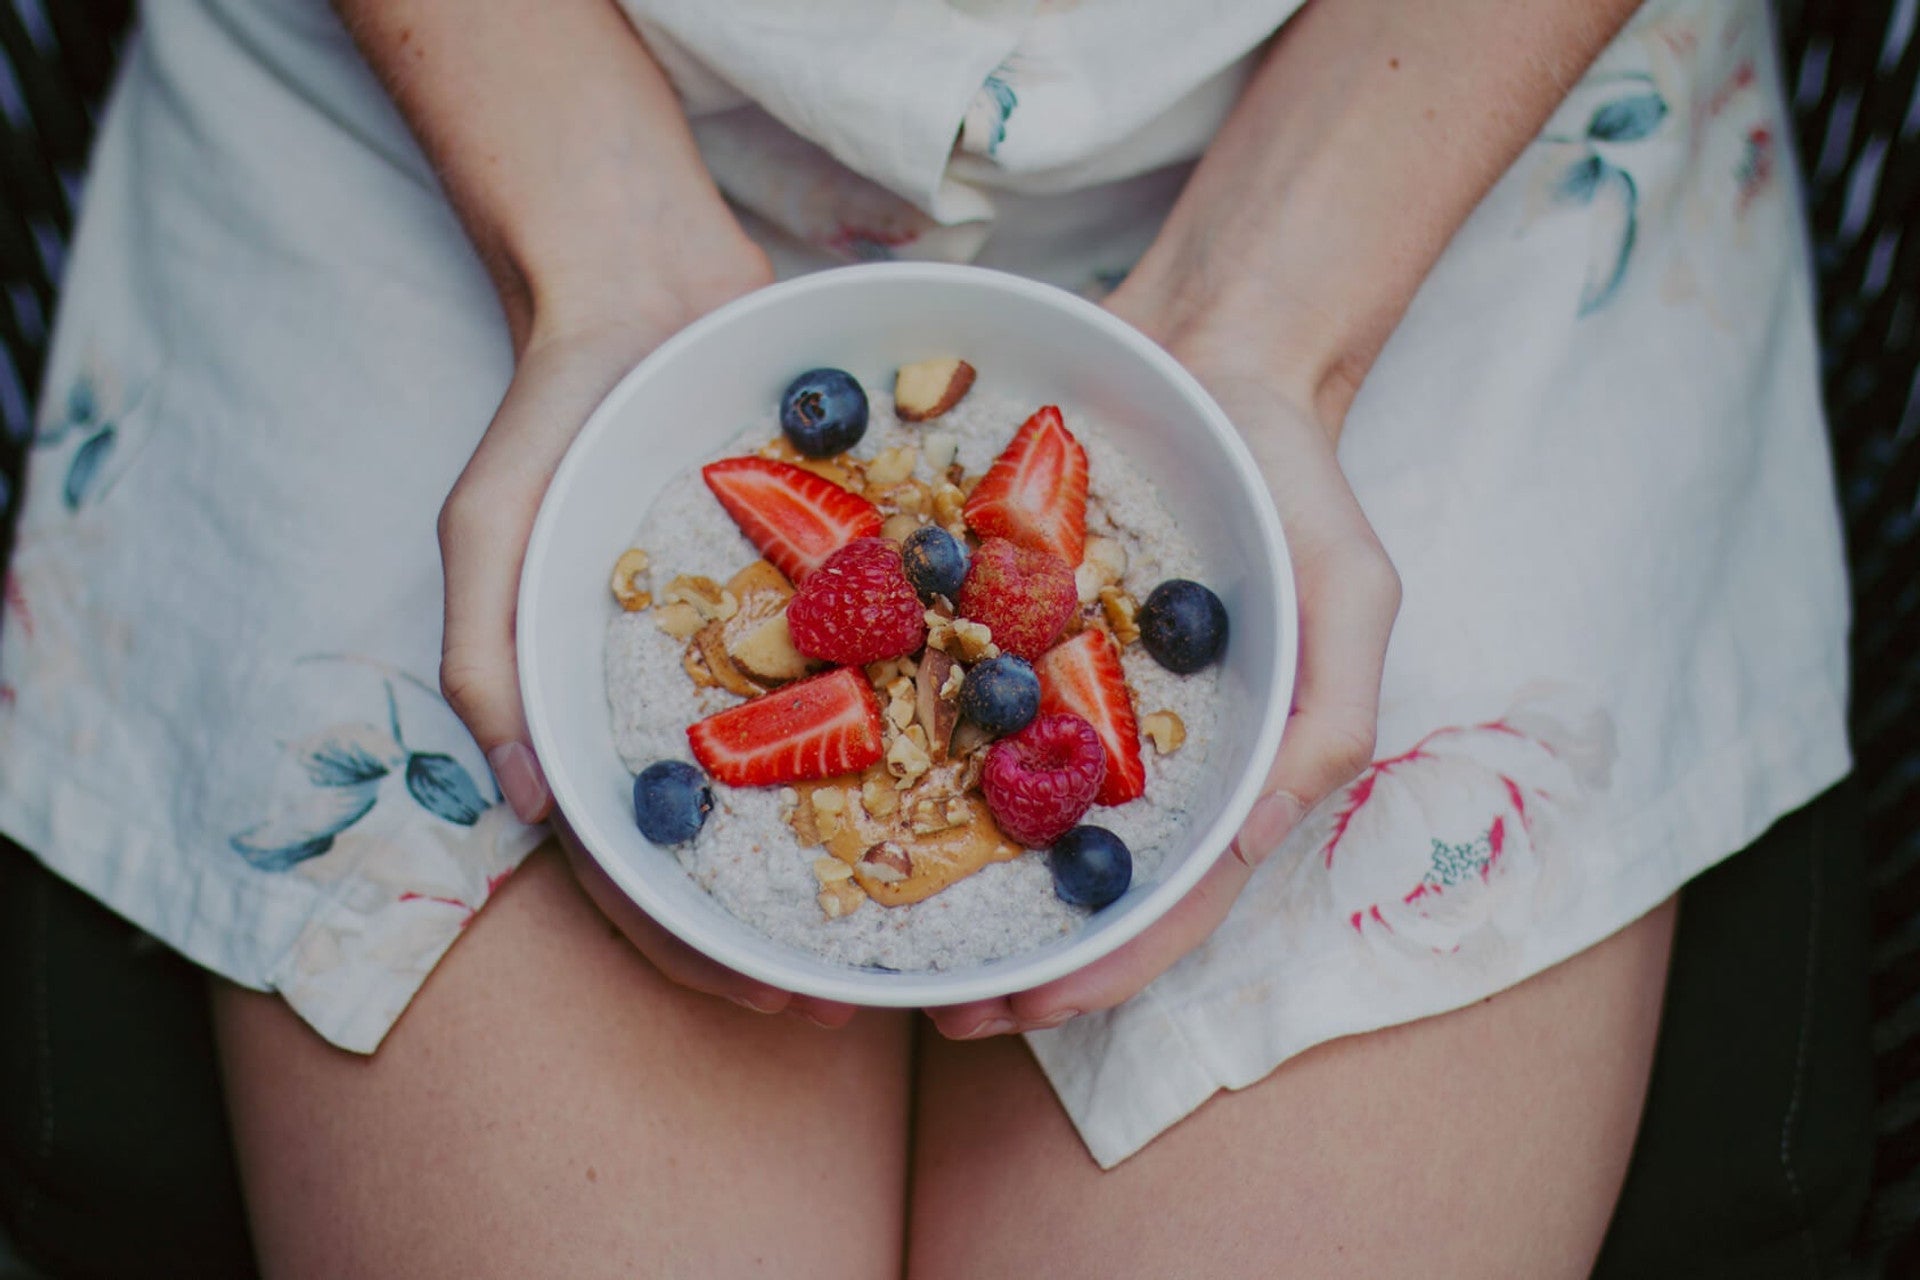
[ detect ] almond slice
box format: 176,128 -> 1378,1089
655,601 -> 705,640
915,649 -> 958,762
894,358 -> 976,422
726,559 -> 794,602
726,608 -> 817,686
694,621 -> 761,697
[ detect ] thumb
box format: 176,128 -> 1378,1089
438,346 -> 632,822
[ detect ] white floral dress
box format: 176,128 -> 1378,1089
0,0 -> 1849,1166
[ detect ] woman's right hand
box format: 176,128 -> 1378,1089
433,256 -> 878,1024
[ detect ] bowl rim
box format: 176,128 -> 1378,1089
519,261 -> 1296,1006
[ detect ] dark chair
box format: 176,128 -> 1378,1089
0,2 -> 1914,1275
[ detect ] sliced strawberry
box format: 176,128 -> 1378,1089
962,405 -> 1089,566
1035,629 -> 1145,806
687,667 -> 885,787
702,456 -> 882,583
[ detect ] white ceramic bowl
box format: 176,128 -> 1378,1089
520,262 -> 1295,1006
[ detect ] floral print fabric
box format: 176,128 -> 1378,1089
0,0 -> 1849,1164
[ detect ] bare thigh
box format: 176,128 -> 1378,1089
213,842 -> 913,1280
908,899 -> 1678,1280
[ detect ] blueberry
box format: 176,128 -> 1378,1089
632,760 -> 713,845
901,524 -> 968,600
1137,579 -> 1229,674
1049,826 -> 1132,909
957,655 -> 1041,736
779,367 -> 868,458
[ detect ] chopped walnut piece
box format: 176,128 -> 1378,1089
858,841 -> 912,884
818,879 -> 866,920
810,787 -> 849,840
875,480 -> 931,515
786,793 -> 822,845
943,796 -> 973,826
885,676 -> 917,730
813,856 -> 854,884
886,732 -> 932,784
860,775 -> 900,818
921,429 -> 959,474
610,548 -> 653,611
866,659 -> 898,688
949,720 -> 995,761
930,483 -> 968,535
759,436 -> 860,491
881,512 -> 923,543
911,799 -> 953,835
1099,586 -> 1142,646
1142,710 -> 1187,754
1075,537 -> 1128,604
654,601 -> 705,640
864,445 -> 918,488
950,618 -> 999,663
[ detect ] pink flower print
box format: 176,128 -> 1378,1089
3,571 -> 31,640
1736,125 -> 1775,214
1290,685 -> 1616,964
398,867 -> 517,929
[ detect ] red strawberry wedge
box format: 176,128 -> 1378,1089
702,456 -> 882,584
962,405 -> 1089,567
687,667 -> 885,787
1035,629 -> 1146,806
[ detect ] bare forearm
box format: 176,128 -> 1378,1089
333,0 -> 762,345
1116,0 -> 1642,430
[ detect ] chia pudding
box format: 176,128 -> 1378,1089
603,360 -> 1224,972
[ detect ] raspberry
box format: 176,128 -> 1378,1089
786,537 -> 928,666
980,712 -> 1106,848
955,537 -> 1078,661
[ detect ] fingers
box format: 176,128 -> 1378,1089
1234,396 -> 1401,866
925,849 -> 1257,1038
925,383 -> 1400,1038
439,345 -> 636,822
557,821 -> 863,1027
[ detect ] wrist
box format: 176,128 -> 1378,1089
1108,250 -> 1371,442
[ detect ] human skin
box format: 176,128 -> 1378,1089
216,0 -> 1669,1273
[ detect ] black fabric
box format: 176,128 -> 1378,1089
1776,2 -> 1920,1262
1597,783 -> 1878,1278
0,843 -> 255,1280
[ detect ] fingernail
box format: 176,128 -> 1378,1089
488,742 -> 549,824
796,1011 -> 836,1030
957,1017 -> 1016,1040
1027,1008 -> 1081,1031
1236,791 -> 1304,867
728,993 -> 781,1015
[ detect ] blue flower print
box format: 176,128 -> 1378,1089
1539,73 -> 1670,316
62,425 -> 116,510
229,661 -> 502,871
36,368 -> 150,511
980,69 -> 1017,158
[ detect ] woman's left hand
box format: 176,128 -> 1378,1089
926,323 -> 1401,1041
